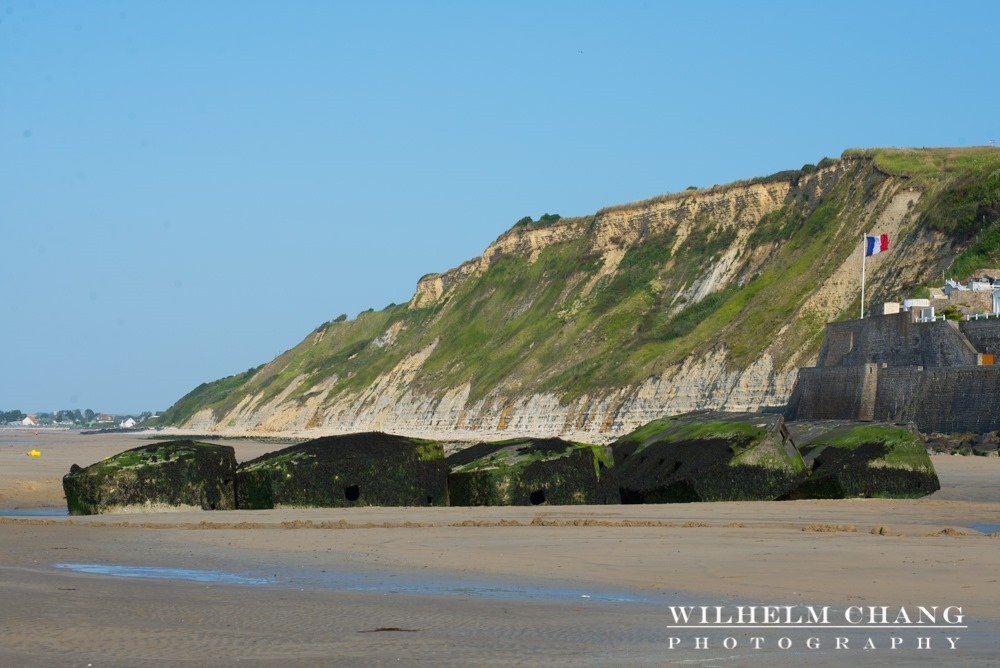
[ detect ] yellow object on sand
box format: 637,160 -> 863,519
27,449 -> 41,457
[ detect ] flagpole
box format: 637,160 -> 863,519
861,234 -> 866,319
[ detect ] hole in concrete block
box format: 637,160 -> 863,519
620,487 -> 644,504
344,485 -> 360,501
529,489 -> 546,505
426,496 -> 433,504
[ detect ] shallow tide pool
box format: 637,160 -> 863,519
54,563 -> 272,585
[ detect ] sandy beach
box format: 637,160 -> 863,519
1,429 -> 997,665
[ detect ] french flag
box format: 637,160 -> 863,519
865,233 -> 889,256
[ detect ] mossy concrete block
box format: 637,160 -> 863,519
447,438 -> 612,506
235,432 -> 448,509
62,440 -> 237,515
609,411 -> 806,503
785,421 -> 940,498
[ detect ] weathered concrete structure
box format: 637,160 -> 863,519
446,438 -> 612,506
787,311 -> 1000,433
785,421 -> 940,498
63,440 -> 237,515
235,432 -> 448,509
608,411 -> 807,503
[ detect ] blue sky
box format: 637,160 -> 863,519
2,1 -> 998,413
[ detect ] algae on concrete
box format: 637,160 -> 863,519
785,421 -> 940,499
447,438 -> 612,506
235,431 -> 448,509
609,411 -> 806,503
62,440 -> 237,515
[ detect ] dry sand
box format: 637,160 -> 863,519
1,429 -> 998,666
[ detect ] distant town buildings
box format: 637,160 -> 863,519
21,415 -> 39,427
884,271 -> 1000,322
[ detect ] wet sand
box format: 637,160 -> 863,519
1,429 -> 998,665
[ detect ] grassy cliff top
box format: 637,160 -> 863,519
845,146 -> 1000,183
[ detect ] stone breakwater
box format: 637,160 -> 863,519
63,412 -> 939,515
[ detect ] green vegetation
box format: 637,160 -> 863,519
790,423 -> 939,499
514,212 -> 562,228
801,425 -> 933,471
160,366 -> 263,425
922,171 -> 1000,238
590,231 -> 675,314
951,224 -> 1000,278
844,147 -> 1000,280
746,207 -> 802,246
1,409 -> 26,423
617,415 -> 766,451
647,286 -> 738,342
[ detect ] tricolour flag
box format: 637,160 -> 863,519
865,233 -> 889,257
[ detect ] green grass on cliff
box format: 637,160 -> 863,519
849,147 -> 1000,279
160,147 -> 1000,425
160,369 -> 261,425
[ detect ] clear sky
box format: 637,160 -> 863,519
2,1 -> 998,413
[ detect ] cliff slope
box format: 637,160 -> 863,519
161,148 -> 1000,442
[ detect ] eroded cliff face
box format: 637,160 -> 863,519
166,153 -> 967,443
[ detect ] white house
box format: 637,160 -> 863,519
21,415 -> 40,427
120,417 -> 137,428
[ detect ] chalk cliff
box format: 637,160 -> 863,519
161,148 -> 1000,442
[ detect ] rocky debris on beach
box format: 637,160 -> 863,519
608,411 -> 807,503
235,432 -> 448,509
62,440 -> 237,515
446,438 -> 612,506
923,431 -> 999,457
785,421 -> 940,499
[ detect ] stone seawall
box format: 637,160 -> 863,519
959,318 -> 1000,357
786,366 -> 872,421
818,312 -> 979,368
789,364 -> 1000,433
